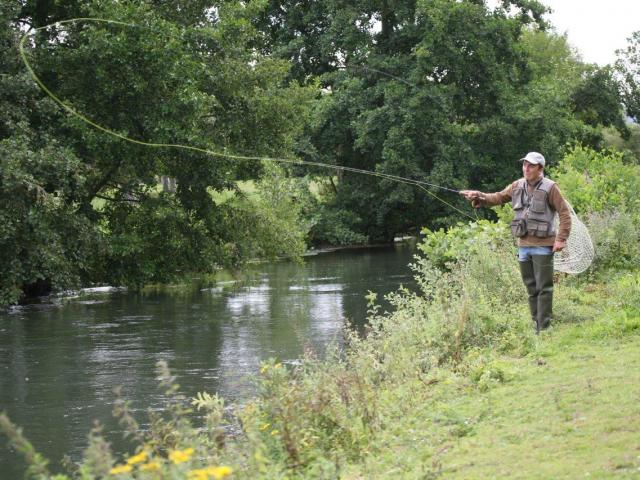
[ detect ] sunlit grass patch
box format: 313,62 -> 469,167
435,332 -> 640,479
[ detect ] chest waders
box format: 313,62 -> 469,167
512,178 -> 556,333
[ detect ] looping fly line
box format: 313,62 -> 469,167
19,17 -> 476,221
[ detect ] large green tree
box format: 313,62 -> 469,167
255,0 -> 627,243
1,0 -> 315,305
1,0 -> 98,303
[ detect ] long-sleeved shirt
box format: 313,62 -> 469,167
481,177 -> 572,247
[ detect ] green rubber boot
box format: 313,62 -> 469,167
532,254 -> 555,332
519,259 -> 538,328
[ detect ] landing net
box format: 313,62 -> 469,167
554,205 -> 594,274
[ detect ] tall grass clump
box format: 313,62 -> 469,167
370,220 -> 534,372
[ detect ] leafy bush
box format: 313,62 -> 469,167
550,145 -> 640,214
0,136 -> 99,305
585,209 -> 640,271
417,220 -> 514,270
549,145 -> 640,272
307,206 -> 369,247
223,163 -> 310,263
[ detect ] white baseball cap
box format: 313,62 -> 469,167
520,152 -> 545,167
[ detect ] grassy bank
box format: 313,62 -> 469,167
436,334 -> 640,479
341,312 -> 640,479
303,266 -> 640,479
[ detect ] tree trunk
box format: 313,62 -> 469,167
34,0 -> 51,28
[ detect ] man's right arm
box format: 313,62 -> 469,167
460,183 -> 514,208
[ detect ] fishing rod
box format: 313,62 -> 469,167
18,17 -> 472,219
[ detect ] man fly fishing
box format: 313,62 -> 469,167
460,152 -> 572,333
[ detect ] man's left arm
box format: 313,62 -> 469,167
549,185 -> 572,252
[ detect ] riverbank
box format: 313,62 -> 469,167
304,236 -> 417,256
305,264 -> 639,479
246,262 -> 639,479
217,254 -> 638,479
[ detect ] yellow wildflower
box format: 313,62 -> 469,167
270,429 -> 280,436
140,461 -> 161,472
188,466 -> 234,480
126,449 -> 148,465
188,469 -> 209,480
109,464 -> 133,475
210,465 -> 233,479
259,422 -> 270,431
169,447 -> 195,464
260,365 -> 269,374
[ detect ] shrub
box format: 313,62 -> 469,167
417,219 -> 514,270
550,145 -> 640,273
550,145 -> 640,214
585,209 -> 640,271
225,163 -> 310,263
307,206 -> 369,247
0,136 -> 98,306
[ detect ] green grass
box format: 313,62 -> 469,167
341,319 -> 640,479
439,335 -> 639,479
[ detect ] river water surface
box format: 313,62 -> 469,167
0,243 -> 416,477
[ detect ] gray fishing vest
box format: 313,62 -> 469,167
511,177 -> 557,238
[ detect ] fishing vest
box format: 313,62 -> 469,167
511,177 -> 557,238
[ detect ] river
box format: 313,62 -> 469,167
0,243 -> 416,477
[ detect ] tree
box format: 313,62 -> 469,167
1,0 -> 316,305
1,0 -> 98,304
615,31 -> 640,123
256,0 -> 564,242
571,68 -> 628,138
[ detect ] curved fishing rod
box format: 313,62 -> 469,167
19,17 -> 473,219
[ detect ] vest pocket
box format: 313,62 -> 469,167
526,218 -> 550,238
512,189 -> 525,210
530,190 -> 547,213
511,219 -> 527,237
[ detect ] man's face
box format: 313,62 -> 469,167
522,160 -> 543,182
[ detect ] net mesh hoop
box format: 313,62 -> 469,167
553,205 -> 594,274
